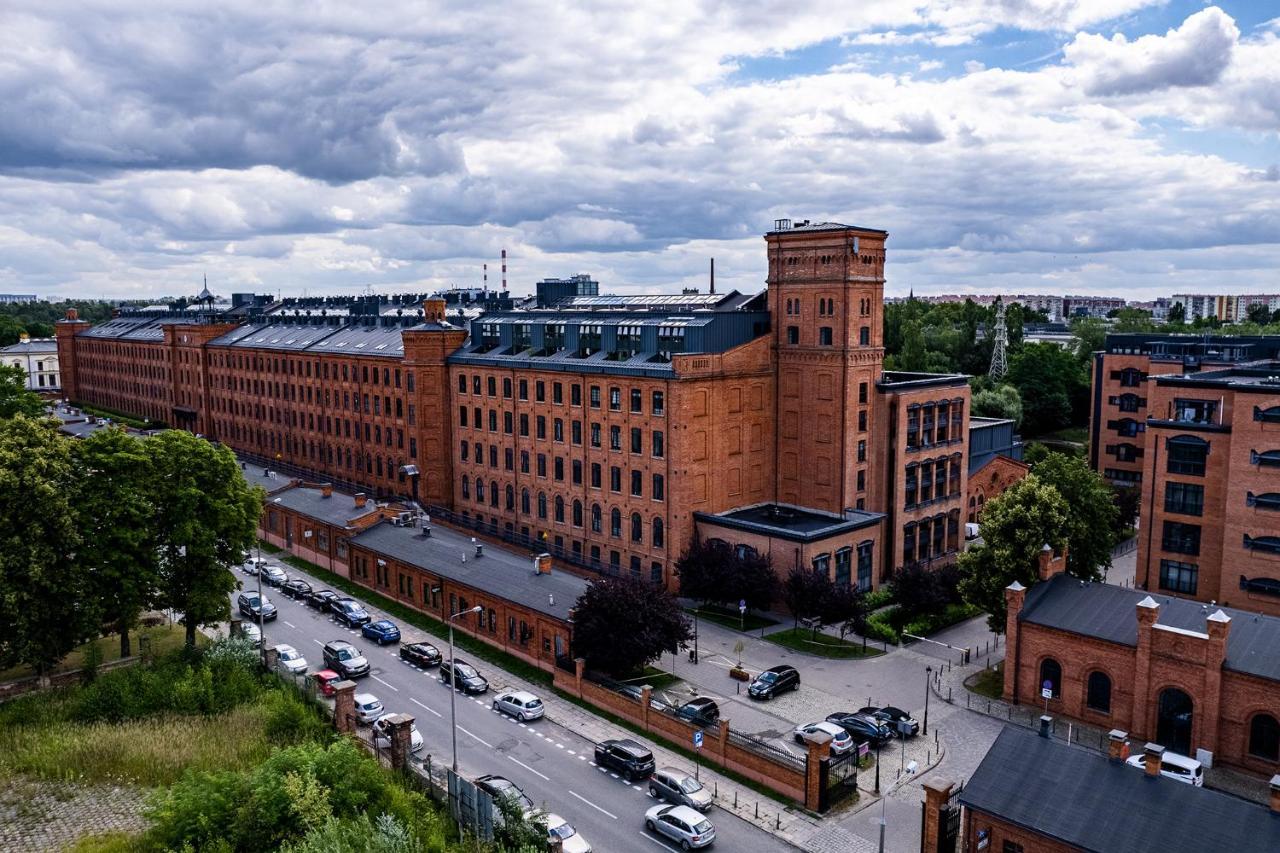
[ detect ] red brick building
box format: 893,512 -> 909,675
56,220 -> 1019,594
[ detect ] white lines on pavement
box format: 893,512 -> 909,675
311,639 -> 324,647
370,675 -> 399,692
456,726 -> 493,749
507,756 -> 550,781
555,742 -> 565,749
638,831 -> 679,851
567,750 -> 576,756
410,698 -> 442,718
569,791 -> 617,820
283,620 -> 296,628
578,755 -> 588,761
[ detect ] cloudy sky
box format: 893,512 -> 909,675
1,1 -> 1277,302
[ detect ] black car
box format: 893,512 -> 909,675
306,589 -> 341,611
332,598 -> 371,628
475,775 -> 535,815
826,711 -> 893,746
321,640 -> 370,679
440,659 -> 488,694
747,664 -> 800,699
857,705 -> 920,738
237,591 -> 277,622
399,642 -> 442,668
594,738 -> 655,782
675,697 -> 720,727
281,578 -> 313,600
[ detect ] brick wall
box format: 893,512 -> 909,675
966,808 -> 1080,853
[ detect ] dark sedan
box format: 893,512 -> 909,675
857,705 -> 920,738
440,659 -> 488,694
281,578 -> 313,600
400,642 -> 442,668
332,599 -> 371,628
747,664 -> 800,699
826,711 -> 893,746
306,589 -> 341,611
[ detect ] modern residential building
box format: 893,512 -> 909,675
0,294 -> 37,304
1,335 -> 59,391
1172,293 -> 1280,324
886,294 -> 1126,322
55,221 -> 1026,595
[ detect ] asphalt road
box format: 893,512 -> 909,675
233,568 -> 795,853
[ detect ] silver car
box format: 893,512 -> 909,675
649,767 -> 714,811
644,804 -> 715,849
492,690 -> 545,722
354,693 -> 384,725
545,813 -> 592,853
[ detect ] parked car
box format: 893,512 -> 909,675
475,775 -> 535,815
242,622 -> 262,647
306,589 -> 342,611
361,619 -> 401,645
618,684 -> 668,711
857,705 -> 920,738
440,659 -> 488,694
793,721 -> 855,754
242,556 -> 268,576
675,697 -> 720,727
333,599 -> 371,628
312,669 -> 341,696
399,641 -> 442,668
281,578 -> 313,600
353,693 -> 384,725
372,714 -> 424,752
275,643 -> 308,675
748,664 -> 800,699
1125,751 -> 1204,786
261,566 -> 289,587
322,640 -> 370,679
492,690 -> 545,722
825,711 -> 893,746
644,804 -> 715,849
649,767 -> 714,811
593,738 -> 655,782
544,813 -> 592,853
237,590 -> 277,622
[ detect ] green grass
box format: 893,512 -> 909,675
688,604 -> 778,632
763,628 -> 884,659
1038,426 -> 1088,444
965,662 -> 1004,700
0,622 -> 196,683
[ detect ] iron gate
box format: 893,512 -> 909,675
818,749 -> 860,812
939,780 -> 963,853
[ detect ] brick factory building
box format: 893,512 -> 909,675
1088,333 -> 1280,616
56,220 -> 1024,594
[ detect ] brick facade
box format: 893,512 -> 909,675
966,454 -> 1030,524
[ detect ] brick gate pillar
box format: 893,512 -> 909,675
574,657 -> 585,698
921,778 -> 955,853
1201,610 -> 1231,759
333,680 -> 357,734
385,713 -> 415,770
640,685 -> 653,729
1133,596 -> 1160,739
803,732 -> 832,812
262,645 -> 279,673
1003,582 -> 1026,703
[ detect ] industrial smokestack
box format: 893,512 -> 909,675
710,258 -> 715,294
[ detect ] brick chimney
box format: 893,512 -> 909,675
1037,544 -> 1067,581
1269,774 -> 1280,815
1003,581 -> 1026,703
423,298 -> 447,323
1142,742 -> 1165,778
321,484 -> 333,498
1108,730 -> 1130,762
534,553 -> 552,575
65,308 -> 79,321
354,493 -> 367,508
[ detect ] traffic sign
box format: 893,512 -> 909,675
1041,680 -> 1053,700
693,730 -> 704,749
738,599 -> 747,614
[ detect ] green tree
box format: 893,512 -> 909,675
0,363 -> 44,419
676,537 -> 778,613
958,475 -> 1069,632
23,321 -> 55,339
897,318 -> 929,371
572,576 -> 691,677
971,383 -> 1023,426
0,416 -> 93,677
148,431 -> 263,648
1070,317 -> 1107,364
1030,453 -> 1118,582
1166,303 -> 1185,325
1006,342 -> 1089,436
1247,303 -> 1273,325
1113,308 -> 1155,332
782,567 -> 830,629
73,427 -> 160,657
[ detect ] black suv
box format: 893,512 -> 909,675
675,697 -> 720,727
826,711 -> 893,746
440,659 -> 488,694
306,589 -> 341,611
281,578 -> 313,600
748,664 -> 799,699
321,640 -> 370,679
857,705 -> 920,738
594,738 -> 655,782
400,642 -> 442,668
237,591 -> 277,622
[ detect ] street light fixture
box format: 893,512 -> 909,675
448,604 -> 483,771
924,665 -> 932,737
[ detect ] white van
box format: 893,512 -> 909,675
1125,750 -> 1204,786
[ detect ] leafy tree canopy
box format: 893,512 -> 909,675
971,382 -> 1023,427
572,576 -> 691,677
0,363 -> 45,419
1029,452 -> 1118,582
675,537 -> 777,611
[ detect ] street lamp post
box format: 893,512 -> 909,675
256,545 -> 265,664
448,605 -> 483,772
924,665 -> 932,737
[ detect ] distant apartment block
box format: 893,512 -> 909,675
0,294 -> 37,304
1173,294 -> 1280,324
887,293 -> 1125,322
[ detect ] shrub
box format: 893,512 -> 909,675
862,588 -> 894,611
864,609 -> 900,645
146,770 -> 251,851
262,691 -> 332,747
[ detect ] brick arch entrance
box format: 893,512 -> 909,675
1156,687 -> 1193,756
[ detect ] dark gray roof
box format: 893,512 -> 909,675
1021,574 -> 1280,683
267,486 -> 379,528
0,339 -> 58,353
877,370 -> 969,390
351,520 -> 587,621
766,221 -> 887,235
961,726 -> 1280,853
696,502 -> 882,543
237,462 -> 293,494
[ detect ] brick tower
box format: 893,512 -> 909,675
766,220 -> 887,514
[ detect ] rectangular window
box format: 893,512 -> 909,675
1167,438 -> 1208,476
652,473 -> 665,501
631,470 -> 642,497
609,387 -> 621,410
630,427 -> 642,454
554,418 -> 564,442
652,391 -> 664,416
1164,482 -> 1204,516
1172,398 -> 1217,425
591,464 -> 601,488
610,466 -> 621,492
535,380 -> 545,402
1161,521 -> 1201,556
610,425 -> 621,451
570,384 -> 580,406
630,388 -> 642,413
572,459 -> 583,485
571,420 -> 582,445
554,456 -> 564,481
859,382 -> 868,404
537,454 -> 547,477
653,431 -> 664,458
590,422 -> 601,447
819,327 -> 833,346
1159,559 -> 1198,595
856,542 -> 873,593
787,326 -> 799,345
590,386 -> 601,408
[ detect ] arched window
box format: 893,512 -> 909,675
610,508 -> 622,538
475,479 -> 485,503
591,503 -> 602,533
506,485 -> 515,511
572,500 -> 583,527
554,495 -> 565,523
653,517 -> 664,549
537,491 -> 547,519
1086,671 -> 1112,714
489,480 -> 498,508
1039,658 -> 1062,699
631,512 -> 642,542
1249,714 -> 1280,762
520,488 -> 530,515
461,475 -> 470,500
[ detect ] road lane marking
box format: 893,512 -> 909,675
284,620 -> 296,628
555,743 -> 565,749
638,831 -> 679,851
311,639 -> 324,647
569,790 -> 617,820
567,750 -> 576,756
457,726 -> 493,748
371,675 -> 399,692
411,698 -> 442,718
508,756 -> 550,781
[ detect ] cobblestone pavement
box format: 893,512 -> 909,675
0,777 -> 149,851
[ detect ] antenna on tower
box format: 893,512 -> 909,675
989,298 -> 1009,381
710,258 -> 715,294
501,249 -> 507,292
483,263 -> 488,292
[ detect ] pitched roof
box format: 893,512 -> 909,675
1020,574 -> 1280,683
961,726 -> 1280,853
267,486 -> 379,528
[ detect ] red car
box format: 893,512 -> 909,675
312,669 -> 341,697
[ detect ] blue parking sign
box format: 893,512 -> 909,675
693,730 -> 704,749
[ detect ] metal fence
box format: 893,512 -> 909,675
726,728 -> 806,770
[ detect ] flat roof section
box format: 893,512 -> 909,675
697,502 -> 883,544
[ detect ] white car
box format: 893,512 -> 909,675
793,720 -> 855,754
354,693 -> 384,725
275,644 -> 308,675
242,556 -> 269,575
545,813 -> 592,853
644,803 -> 715,849
242,622 -> 262,647
1125,751 -> 1203,786
492,690 -> 545,722
372,715 -> 424,752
